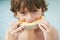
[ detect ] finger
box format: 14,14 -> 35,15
9,21 -> 19,31
38,22 -> 50,32
38,24 -> 46,32
40,20 -> 51,32
13,25 -> 25,33
10,21 -> 20,30
41,20 -> 50,27
39,22 -> 51,32
39,22 -> 48,31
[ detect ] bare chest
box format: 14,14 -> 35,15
18,29 -> 44,40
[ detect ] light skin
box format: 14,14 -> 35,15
16,8 -> 43,23
5,8 -> 59,40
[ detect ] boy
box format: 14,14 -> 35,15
5,0 -> 59,40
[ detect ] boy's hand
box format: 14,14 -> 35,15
5,21 -> 25,40
38,20 -> 52,40
38,20 -> 51,32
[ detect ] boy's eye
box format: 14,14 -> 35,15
20,12 -> 26,15
21,12 -> 25,14
33,10 -> 37,12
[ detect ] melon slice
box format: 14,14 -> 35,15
19,16 -> 44,29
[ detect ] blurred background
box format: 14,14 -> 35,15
0,0 -> 60,40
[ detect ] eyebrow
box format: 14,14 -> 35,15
21,11 -> 26,13
33,9 -> 38,12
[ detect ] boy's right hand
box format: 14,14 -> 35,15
5,21 -> 25,40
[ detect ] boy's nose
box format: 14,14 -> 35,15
26,14 -> 35,23
27,19 -> 35,23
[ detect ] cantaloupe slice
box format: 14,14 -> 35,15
19,16 -> 44,29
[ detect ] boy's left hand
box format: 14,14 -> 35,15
37,20 -> 56,40
38,20 -> 51,32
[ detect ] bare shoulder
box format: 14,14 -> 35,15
50,26 -> 58,35
49,26 -> 59,40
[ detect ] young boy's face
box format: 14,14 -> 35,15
16,8 -> 43,23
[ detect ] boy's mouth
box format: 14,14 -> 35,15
19,16 -> 44,30
19,16 -> 44,23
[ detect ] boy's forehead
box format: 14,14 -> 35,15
19,7 -> 28,12
17,1 -> 40,12
20,6 -> 39,12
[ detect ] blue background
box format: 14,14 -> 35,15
0,0 -> 60,40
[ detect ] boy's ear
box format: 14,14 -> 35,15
14,12 -> 17,16
39,8 -> 44,16
14,12 -> 18,18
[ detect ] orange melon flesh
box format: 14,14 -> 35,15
19,16 -> 44,29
